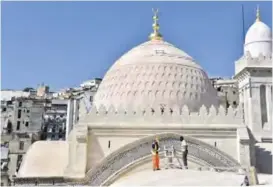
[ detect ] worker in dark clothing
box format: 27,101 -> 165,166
241,175 -> 250,186
180,136 -> 188,169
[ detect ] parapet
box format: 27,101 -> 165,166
235,52 -> 272,75
80,104 -> 243,125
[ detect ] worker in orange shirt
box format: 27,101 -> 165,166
151,138 -> 160,171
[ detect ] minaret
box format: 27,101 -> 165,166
234,5 -> 272,142
149,8 -> 163,41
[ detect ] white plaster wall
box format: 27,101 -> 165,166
197,138 -> 237,161
244,42 -> 272,58
86,132 -> 141,171
86,130 -> 238,171
96,136 -> 140,156
114,159 -> 203,181
65,99 -> 74,139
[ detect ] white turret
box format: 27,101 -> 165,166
244,6 -> 272,58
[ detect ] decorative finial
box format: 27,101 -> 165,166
256,5 -> 261,22
149,8 -> 163,41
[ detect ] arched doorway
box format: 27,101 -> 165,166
83,133 -> 241,186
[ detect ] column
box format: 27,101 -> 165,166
248,84 -> 262,134
73,99 -> 79,125
65,99 -> 74,140
243,87 -> 249,125
266,85 -> 272,130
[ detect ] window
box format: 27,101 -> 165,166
89,96 -> 93,102
18,155 -> 23,162
233,101 -> 237,105
19,141 -> 24,150
217,87 -> 221,92
18,102 -> 22,107
25,122 -> 29,127
108,140 -> 111,148
7,122 -> 12,134
233,91 -> 236,95
27,109 -> 30,113
17,109 -> 22,119
16,155 -> 23,172
16,121 -> 20,130
2,108 -> 6,112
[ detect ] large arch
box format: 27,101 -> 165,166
83,133 -> 241,186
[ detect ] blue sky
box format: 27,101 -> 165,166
1,1 -> 272,91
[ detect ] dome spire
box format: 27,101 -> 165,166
256,5 -> 261,22
149,8 -> 163,41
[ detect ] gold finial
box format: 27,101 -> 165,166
256,5 -> 261,22
149,8 -> 163,41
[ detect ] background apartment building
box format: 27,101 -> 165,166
210,77 -> 239,109
0,78 -> 101,185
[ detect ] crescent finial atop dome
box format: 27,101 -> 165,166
256,5 -> 261,22
149,8 -> 163,41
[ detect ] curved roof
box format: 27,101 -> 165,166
94,40 -> 218,111
244,8 -> 272,57
18,141 -> 68,178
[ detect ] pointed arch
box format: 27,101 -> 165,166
84,133 -> 241,186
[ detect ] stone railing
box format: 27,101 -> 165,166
82,133 -> 241,186
80,104 -> 243,125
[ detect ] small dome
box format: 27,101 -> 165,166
244,8 -> 272,57
94,40 -> 218,111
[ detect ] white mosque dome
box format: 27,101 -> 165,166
93,14 -> 218,112
244,8 -> 272,57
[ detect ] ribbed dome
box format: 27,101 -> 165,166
244,11 -> 272,57
94,40 -> 218,112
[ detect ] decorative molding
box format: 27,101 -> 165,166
79,104 -> 243,125
235,53 -> 272,78
83,133 -> 241,186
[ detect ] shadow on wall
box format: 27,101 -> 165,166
255,146 -> 272,174
86,133 -> 105,171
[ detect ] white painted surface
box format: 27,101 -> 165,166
94,40 -> 219,111
1,90 -> 31,101
111,169 -> 272,186
244,20 -> 272,58
18,141 -> 68,178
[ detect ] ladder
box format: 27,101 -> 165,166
164,145 -> 175,169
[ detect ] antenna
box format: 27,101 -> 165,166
241,4 -> 245,56
242,4 -> 245,44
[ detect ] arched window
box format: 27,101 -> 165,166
260,85 -> 268,127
